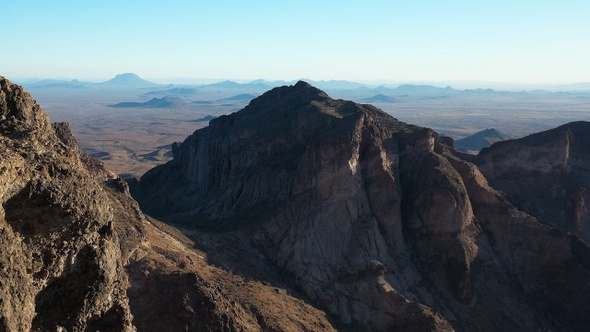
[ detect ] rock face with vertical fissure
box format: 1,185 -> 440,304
134,81 -> 590,331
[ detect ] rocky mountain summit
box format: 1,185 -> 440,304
134,81 -> 590,331
0,77 -> 334,331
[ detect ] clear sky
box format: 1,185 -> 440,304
2,0 -> 589,84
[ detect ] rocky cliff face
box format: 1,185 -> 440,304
467,121 -> 590,243
0,76 -> 140,331
134,82 -> 590,331
0,77 -> 336,331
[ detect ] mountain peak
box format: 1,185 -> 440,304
0,76 -> 52,137
280,80 -> 327,95
204,81 -> 367,135
114,73 -> 140,79
100,73 -> 160,88
246,81 -> 329,110
293,80 -> 313,89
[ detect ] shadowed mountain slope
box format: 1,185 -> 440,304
467,121 -> 590,244
0,76 -> 336,331
133,81 -> 590,331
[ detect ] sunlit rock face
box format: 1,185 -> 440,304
134,81 -> 590,331
0,76 -> 141,331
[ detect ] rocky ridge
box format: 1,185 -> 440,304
0,76 -> 335,331
0,75 -> 139,331
466,121 -> 590,243
134,81 -> 590,331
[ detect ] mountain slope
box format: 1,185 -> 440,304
0,76 -> 336,331
23,79 -> 92,89
144,87 -> 198,96
133,81 -> 590,331
468,121 -> 590,243
455,128 -> 510,153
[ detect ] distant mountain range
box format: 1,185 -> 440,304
22,79 -> 93,89
206,80 -> 269,89
108,93 -> 259,109
18,73 -> 590,94
220,93 -> 259,101
144,87 -> 198,96
553,82 -> 590,91
390,84 -> 456,95
22,73 -> 161,90
108,97 -> 184,108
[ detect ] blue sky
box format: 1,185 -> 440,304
2,0 -> 589,84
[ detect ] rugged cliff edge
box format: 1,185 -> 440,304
0,77 -> 335,331
466,121 -> 590,244
134,82 -> 590,331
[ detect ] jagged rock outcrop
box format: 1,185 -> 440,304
134,81 -> 590,331
466,121 -> 590,243
0,77 -> 336,331
0,75 -> 140,331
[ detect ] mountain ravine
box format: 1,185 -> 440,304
133,81 -> 590,331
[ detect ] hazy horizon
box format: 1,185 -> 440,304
6,72 -> 589,92
2,1 -> 589,85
